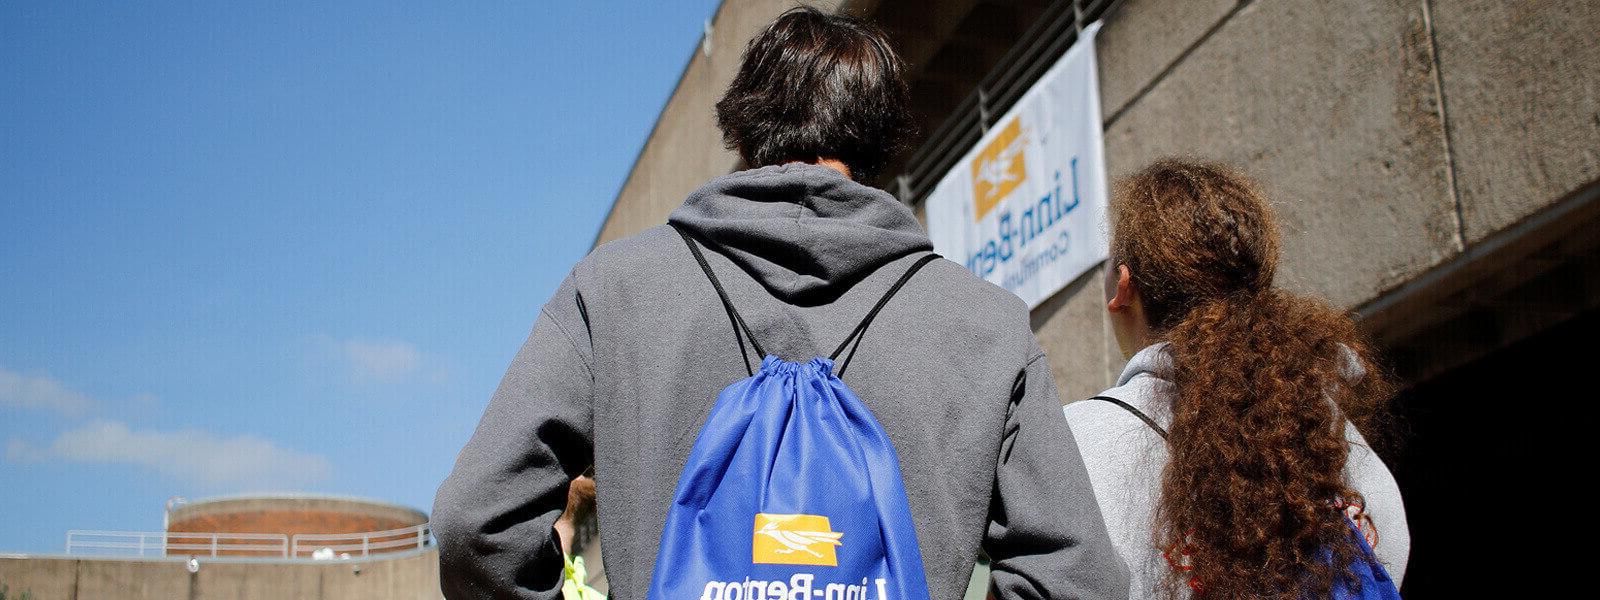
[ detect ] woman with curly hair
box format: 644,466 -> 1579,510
1064,159 -> 1410,599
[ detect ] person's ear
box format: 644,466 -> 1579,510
1107,264 -> 1136,312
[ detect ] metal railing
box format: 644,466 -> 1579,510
64,522 -> 432,561
290,522 -> 432,559
66,530 -> 290,558
891,0 -> 1125,205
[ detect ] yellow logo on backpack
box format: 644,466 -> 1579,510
752,513 -> 843,566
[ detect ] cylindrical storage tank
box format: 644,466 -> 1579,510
163,494 -> 428,559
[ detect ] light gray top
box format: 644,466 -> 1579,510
1063,343 -> 1409,598
433,163 -> 1128,600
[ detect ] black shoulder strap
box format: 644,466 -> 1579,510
674,224 -> 765,375
828,253 -> 940,377
675,222 -> 940,378
1087,395 -> 1169,440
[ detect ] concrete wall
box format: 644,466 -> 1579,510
593,0 -> 1600,398
1053,0 -> 1466,397
1429,0 -> 1600,242
0,549 -> 441,600
1044,0 -> 1599,398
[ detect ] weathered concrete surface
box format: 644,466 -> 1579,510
1095,0 -> 1236,119
76,560 -> 190,600
595,0 -> 846,245
1430,0 -> 1600,242
197,560 -> 324,600
1030,270 -> 1114,403
1102,0 -> 1459,310
0,556 -> 75,599
0,549 -> 441,600
319,550 -> 440,600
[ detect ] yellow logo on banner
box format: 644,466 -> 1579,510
752,513 -> 843,566
969,117 -> 1027,221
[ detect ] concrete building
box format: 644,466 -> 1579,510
0,494 -> 441,600
0,550 -> 440,600
163,495 -> 429,559
596,1 -> 1598,597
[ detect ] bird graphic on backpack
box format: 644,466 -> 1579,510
752,514 -> 844,566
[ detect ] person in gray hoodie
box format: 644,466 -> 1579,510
432,7 -> 1126,600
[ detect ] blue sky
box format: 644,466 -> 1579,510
1,0 -> 722,553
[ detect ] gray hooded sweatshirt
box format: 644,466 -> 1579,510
432,163 -> 1127,600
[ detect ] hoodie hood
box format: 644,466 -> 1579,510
667,162 -> 933,303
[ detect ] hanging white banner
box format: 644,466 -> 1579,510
925,21 -> 1108,309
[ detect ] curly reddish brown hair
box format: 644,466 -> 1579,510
1110,159 -> 1392,599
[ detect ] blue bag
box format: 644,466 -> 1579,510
647,226 -> 936,600
1330,517 -> 1401,600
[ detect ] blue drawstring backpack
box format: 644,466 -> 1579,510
647,226 -> 936,600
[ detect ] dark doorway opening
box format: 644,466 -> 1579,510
1368,182 -> 1599,597
1388,306 -> 1592,597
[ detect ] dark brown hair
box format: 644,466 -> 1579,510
1110,159 -> 1391,599
715,6 -> 911,180
563,474 -> 599,549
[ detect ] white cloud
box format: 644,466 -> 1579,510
340,339 -> 423,380
0,367 -> 96,416
312,336 -> 443,383
7,420 -> 333,490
